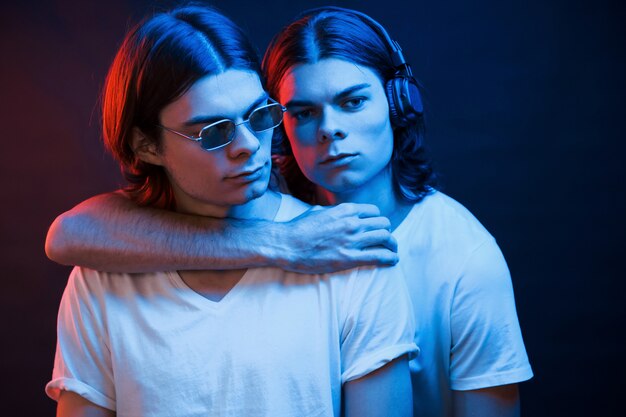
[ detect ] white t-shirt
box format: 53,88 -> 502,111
46,194 -> 417,416
394,191 -> 533,417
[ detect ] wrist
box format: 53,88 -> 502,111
223,218 -> 289,269
257,220 -> 294,269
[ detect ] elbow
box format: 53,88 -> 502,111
45,212 -> 79,265
44,191 -> 126,267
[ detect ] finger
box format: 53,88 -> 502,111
351,216 -> 392,233
354,230 -> 398,252
333,202 -> 381,218
351,248 -> 400,266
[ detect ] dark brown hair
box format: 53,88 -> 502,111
102,5 -> 260,209
263,8 -> 436,204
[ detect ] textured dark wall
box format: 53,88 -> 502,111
1,0 -> 623,415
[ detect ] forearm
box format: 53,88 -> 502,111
46,192 -> 399,273
45,191 -> 282,272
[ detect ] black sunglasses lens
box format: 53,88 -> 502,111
200,121 -> 235,150
249,104 -> 284,132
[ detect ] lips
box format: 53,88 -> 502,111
226,165 -> 265,182
319,153 -> 358,166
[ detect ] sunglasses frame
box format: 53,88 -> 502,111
158,100 -> 286,151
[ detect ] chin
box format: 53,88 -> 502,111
246,187 -> 266,201
235,181 -> 269,204
319,174 -> 368,195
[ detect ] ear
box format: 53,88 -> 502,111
131,127 -> 163,166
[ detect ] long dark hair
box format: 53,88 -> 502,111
263,7 -> 436,204
102,5 -> 260,209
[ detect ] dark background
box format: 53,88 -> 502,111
1,0 -> 624,415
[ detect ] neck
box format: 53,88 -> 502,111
176,190 -> 281,221
229,191 -> 281,220
316,166 -> 413,230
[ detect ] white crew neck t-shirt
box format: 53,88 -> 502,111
393,191 -> 533,417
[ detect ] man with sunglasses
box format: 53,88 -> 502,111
46,6 -> 416,416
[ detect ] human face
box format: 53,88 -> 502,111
155,70 -> 273,217
278,58 -> 394,197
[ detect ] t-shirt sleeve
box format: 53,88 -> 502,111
45,267 -> 116,410
339,265 -> 418,383
449,238 -> 533,390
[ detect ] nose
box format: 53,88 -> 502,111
317,108 -> 347,143
227,123 -> 261,159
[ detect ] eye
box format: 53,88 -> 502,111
289,108 -> 316,122
341,97 -> 366,110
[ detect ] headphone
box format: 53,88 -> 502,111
295,6 -> 424,127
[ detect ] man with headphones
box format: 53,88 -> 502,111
46,5 -> 532,416
263,7 -> 532,415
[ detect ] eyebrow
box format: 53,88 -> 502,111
284,83 -> 371,109
182,93 -> 269,127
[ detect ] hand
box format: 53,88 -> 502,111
275,203 -> 399,273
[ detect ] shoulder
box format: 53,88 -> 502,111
65,267 -> 172,302
332,264 -> 411,307
425,191 -> 491,236
66,266 -> 110,295
399,191 -> 495,251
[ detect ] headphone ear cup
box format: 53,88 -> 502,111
386,76 -> 423,127
386,77 -> 403,127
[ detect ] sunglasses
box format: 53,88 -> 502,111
158,99 -> 285,151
